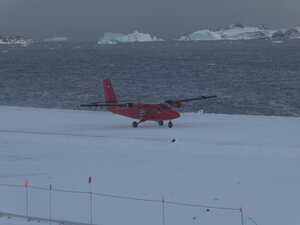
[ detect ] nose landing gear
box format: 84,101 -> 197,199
132,119 -> 146,128
132,121 -> 138,128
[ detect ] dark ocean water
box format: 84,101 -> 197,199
0,40 -> 300,116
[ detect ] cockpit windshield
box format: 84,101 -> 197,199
159,104 -> 171,110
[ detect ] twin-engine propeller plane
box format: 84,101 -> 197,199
80,79 -> 217,128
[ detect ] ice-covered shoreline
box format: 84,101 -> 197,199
0,36 -> 33,45
178,24 -> 300,41
98,24 -> 300,43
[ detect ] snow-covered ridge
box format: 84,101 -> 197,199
44,37 -> 68,42
179,24 -> 300,41
0,36 -> 33,45
98,31 -> 164,44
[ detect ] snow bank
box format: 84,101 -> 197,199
179,24 -> 300,41
98,31 -> 164,44
0,106 -> 299,225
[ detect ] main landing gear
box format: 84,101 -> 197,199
132,120 -> 173,128
158,120 -> 164,126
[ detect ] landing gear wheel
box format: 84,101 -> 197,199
132,121 -> 138,128
158,120 -> 164,126
168,121 -> 173,128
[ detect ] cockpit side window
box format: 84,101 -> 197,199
160,104 -> 171,109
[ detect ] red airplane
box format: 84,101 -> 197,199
80,79 -> 216,128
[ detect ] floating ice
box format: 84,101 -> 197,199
44,37 -> 69,42
98,31 -> 164,44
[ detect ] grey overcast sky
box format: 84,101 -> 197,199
0,0 -> 299,40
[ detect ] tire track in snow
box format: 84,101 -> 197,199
0,129 -> 168,142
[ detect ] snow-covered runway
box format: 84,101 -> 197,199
0,106 -> 299,225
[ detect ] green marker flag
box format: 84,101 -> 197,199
49,184 -> 52,190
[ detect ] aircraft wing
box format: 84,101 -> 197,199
164,95 -> 217,108
80,102 -> 133,107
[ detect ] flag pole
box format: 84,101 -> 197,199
49,184 -> 52,225
240,207 -> 244,225
88,176 -> 93,225
24,179 -> 29,217
162,195 -> 165,225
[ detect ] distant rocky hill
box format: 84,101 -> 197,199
0,36 -> 34,45
178,24 -> 300,41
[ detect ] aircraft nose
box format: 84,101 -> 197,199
170,110 -> 180,119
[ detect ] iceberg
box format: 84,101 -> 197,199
271,28 -> 300,39
217,24 -> 277,40
117,31 -> 153,42
44,37 -> 68,42
0,36 -> 33,45
98,31 -> 163,44
178,24 -> 300,41
152,36 -> 164,41
282,27 -> 300,39
97,32 -> 123,45
178,30 -> 221,41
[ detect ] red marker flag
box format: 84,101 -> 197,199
88,176 -> 92,184
240,207 -> 243,212
24,179 -> 28,187
162,194 -> 165,202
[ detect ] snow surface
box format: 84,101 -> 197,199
0,106 -> 300,225
179,25 -> 300,41
98,31 -> 163,44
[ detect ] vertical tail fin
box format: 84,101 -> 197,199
103,79 -> 118,103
